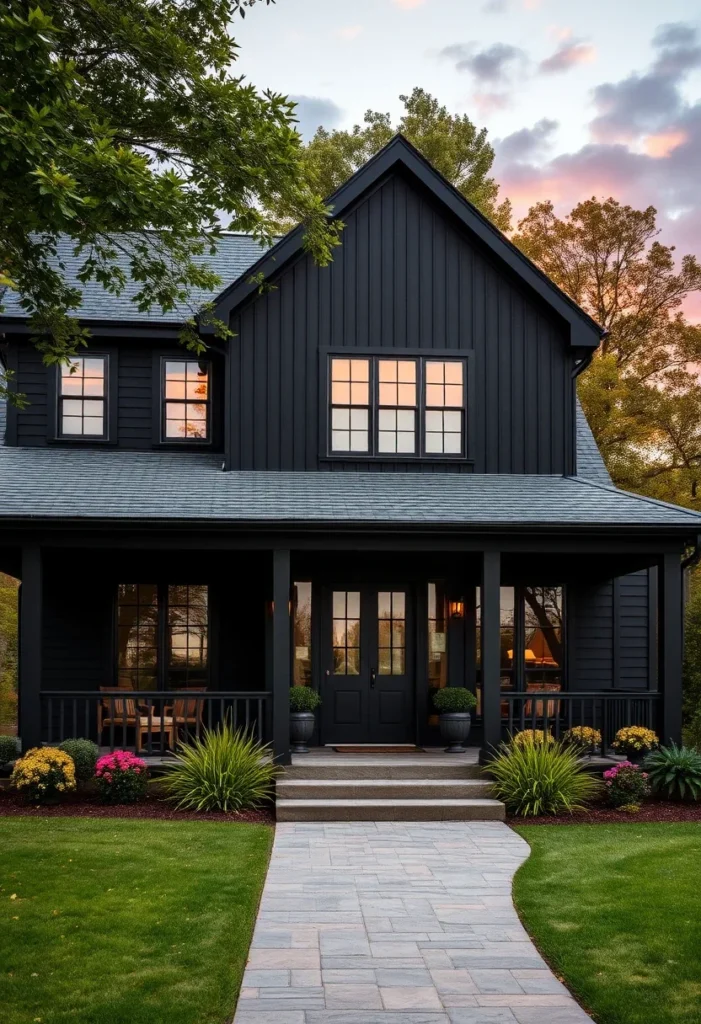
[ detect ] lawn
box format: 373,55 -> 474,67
0,817 -> 272,1024
514,823 -> 701,1024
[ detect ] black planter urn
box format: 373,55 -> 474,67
439,712 -> 472,753
290,712 -> 316,753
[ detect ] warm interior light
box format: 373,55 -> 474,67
449,598 -> 465,619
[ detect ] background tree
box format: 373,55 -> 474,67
0,574 -> 19,737
514,198 -> 701,508
0,0 -> 339,399
285,87 -> 511,232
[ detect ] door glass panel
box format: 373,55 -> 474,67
332,591 -> 360,675
428,582 -> 448,726
378,591 -> 406,675
117,584 -> 158,690
293,582 -> 312,687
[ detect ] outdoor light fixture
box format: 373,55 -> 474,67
449,597 -> 465,619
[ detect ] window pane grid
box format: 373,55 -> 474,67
330,358 -> 370,452
377,359 -> 417,454
378,590 -> 405,675
167,584 -> 209,685
117,583 -> 158,690
425,361 -> 464,455
332,591 -> 360,675
163,360 -> 210,440
59,356 -> 106,437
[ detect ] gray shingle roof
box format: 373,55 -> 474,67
575,398 -> 612,485
0,446 -> 698,529
0,234 -> 269,323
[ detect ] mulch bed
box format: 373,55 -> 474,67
0,788 -> 274,824
508,800 -> 701,825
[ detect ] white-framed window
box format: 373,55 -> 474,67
59,356 -> 108,438
328,354 -> 467,458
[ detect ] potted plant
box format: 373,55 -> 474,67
562,726 -> 602,755
611,726 -> 659,762
289,686 -> 322,753
432,687 -> 477,752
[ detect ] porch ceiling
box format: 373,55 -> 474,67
0,446 -> 700,534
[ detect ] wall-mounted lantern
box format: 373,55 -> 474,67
449,597 -> 465,620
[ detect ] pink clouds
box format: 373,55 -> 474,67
539,40 -> 596,74
642,129 -> 688,158
392,0 -> 426,7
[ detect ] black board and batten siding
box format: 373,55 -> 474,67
229,171 -> 573,474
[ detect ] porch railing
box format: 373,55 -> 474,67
40,690 -> 272,755
502,690 -> 660,755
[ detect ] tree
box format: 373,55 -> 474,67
0,0 -> 340,399
0,574 -> 19,736
514,198 -> 701,507
284,87 -> 511,232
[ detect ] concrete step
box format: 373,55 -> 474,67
283,761 -> 483,781
276,778 -> 494,800
276,798 -> 505,822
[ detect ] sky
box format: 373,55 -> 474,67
234,0 -> 701,318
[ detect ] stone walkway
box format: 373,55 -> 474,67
234,821 -> 592,1024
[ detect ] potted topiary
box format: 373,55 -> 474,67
289,686 -> 322,753
432,687 -> 477,752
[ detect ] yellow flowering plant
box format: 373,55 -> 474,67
11,746 -> 76,803
512,730 -> 555,748
563,726 -> 602,753
612,726 -> 659,758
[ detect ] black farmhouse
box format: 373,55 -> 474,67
1,136 -> 699,764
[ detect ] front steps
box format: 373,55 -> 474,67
275,752 -> 505,821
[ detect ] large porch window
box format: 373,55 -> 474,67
117,583 -> 209,689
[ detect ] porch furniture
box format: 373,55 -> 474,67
98,687 -> 177,753
134,713 -> 176,754
524,681 -> 561,719
167,688 -> 208,741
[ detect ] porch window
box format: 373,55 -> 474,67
327,354 -> 467,458
116,583 -> 209,689
427,582 -> 448,725
59,356 -> 107,438
377,591 -> 406,674
162,359 -> 210,441
293,582 -> 312,687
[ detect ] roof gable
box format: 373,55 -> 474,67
205,135 -> 604,349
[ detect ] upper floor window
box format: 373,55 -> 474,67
59,356 -> 107,438
328,355 -> 466,458
162,359 -> 210,442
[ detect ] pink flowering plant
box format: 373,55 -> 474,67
95,750 -> 149,804
603,761 -> 650,807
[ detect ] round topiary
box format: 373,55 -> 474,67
289,686 -> 322,713
0,735 -> 19,766
432,687 -> 477,714
59,738 -> 99,784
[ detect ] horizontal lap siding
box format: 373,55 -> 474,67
618,570 -> 650,689
229,171 -> 572,473
15,345 -> 49,445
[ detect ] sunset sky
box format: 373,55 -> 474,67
236,0 -> 701,318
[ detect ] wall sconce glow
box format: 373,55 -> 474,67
449,598 -> 465,619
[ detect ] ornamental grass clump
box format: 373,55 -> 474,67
11,746 -> 76,803
59,738 -> 99,784
642,743 -> 701,801
611,726 -> 658,759
486,739 -> 602,817
603,762 -> 651,807
162,720 -> 278,813
95,751 -> 148,804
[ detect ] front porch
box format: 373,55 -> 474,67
5,530 -> 685,765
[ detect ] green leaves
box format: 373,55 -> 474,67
486,738 -> 602,817
643,743 -> 701,802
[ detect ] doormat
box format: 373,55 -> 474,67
333,746 -> 425,754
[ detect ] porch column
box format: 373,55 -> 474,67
480,550 -> 501,762
659,551 -> 683,745
19,544 -> 42,752
272,549 -> 291,765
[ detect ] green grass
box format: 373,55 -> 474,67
514,823 -> 701,1024
0,817 -> 272,1024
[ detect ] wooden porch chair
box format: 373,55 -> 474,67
169,688 -> 208,741
98,687 -> 176,753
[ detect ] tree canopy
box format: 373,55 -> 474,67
285,87 -> 512,232
0,0 -> 339,395
514,198 -> 701,508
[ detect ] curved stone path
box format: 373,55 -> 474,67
234,821 -> 593,1024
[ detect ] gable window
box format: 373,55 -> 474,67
330,358 -> 369,452
327,354 -> 467,458
162,359 -> 210,441
59,356 -> 107,437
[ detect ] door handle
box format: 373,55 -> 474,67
370,669 -> 376,689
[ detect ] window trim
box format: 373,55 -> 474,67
157,355 -> 212,446
320,347 -> 474,463
51,350 -> 117,444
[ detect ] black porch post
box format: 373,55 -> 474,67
272,549 -> 291,765
659,551 -> 683,745
19,544 -> 43,752
480,550 -> 501,762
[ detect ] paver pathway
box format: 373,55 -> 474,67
234,821 -> 592,1024
235,823 -> 589,1024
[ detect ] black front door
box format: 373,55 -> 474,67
320,586 -> 414,744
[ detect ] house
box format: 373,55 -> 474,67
1,135 -> 699,769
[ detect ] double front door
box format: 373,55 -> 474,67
320,586 -> 414,744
